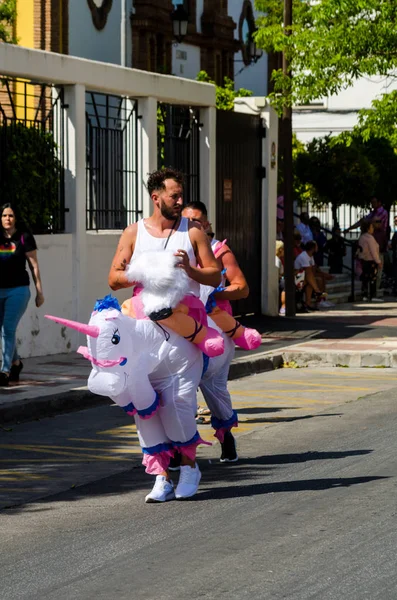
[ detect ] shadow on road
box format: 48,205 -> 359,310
235,449 -> 373,465
195,475 -> 388,501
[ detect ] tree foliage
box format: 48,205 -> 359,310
254,0 -> 397,112
196,71 -> 252,111
354,90 -> 397,149
0,123 -> 62,232
294,134 -> 397,224
0,0 -> 17,43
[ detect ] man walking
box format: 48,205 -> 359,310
108,169 -> 221,502
181,200 -> 251,462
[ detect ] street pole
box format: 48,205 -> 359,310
282,0 -> 295,317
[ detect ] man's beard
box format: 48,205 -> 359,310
160,201 -> 179,220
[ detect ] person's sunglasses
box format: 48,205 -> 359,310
207,232 -> 215,239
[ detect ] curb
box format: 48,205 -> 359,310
281,349 -> 397,368
0,351 -> 284,425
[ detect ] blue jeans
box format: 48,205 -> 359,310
0,286 -> 31,373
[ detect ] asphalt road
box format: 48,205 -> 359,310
2,368 -> 397,600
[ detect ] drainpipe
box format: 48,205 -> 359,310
121,0 -> 127,67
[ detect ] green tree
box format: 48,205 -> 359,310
0,0 -> 17,43
295,135 -> 378,226
0,123 -> 61,232
196,71 -> 252,111
354,91 -> 397,149
255,0 -> 397,113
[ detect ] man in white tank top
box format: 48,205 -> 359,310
108,169 -> 221,502
108,169 -> 220,294
182,201 -> 250,464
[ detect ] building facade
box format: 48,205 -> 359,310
11,0 -> 267,94
293,75 -> 397,144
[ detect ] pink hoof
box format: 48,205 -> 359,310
234,327 -> 262,350
197,328 -> 225,357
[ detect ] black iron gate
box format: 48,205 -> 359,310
158,103 -> 200,204
216,110 -> 263,316
86,92 -> 139,230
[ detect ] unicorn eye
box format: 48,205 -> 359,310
111,330 -> 120,345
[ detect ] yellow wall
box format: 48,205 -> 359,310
15,1 -> 35,121
16,0 -> 34,48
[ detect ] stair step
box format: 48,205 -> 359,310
326,291 -> 363,304
326,283 -> 361,295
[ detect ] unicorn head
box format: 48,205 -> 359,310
46,295 -> 136,397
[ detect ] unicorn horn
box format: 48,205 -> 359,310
45,315 -> 100,338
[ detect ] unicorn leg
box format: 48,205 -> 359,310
157,353 -> 211,459
135,412 -> 175,475
151,310 -> 225,358
225,320 -> 262,351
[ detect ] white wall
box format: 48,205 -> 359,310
18,234 -> 76,357
69,0 -> 133,67
17,233 -> 132,359
293,75 -> 397,143
172,43 -> 201,79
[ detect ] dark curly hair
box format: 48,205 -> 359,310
147,168 -> 184,196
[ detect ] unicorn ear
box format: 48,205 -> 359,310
104,309 -> 123,321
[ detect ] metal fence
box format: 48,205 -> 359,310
0,77 -> 65,233
86,92 -> 140,230
299,201 -> 397,240
158,104 -> 200,205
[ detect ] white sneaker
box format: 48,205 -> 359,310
371,297 -> 383,303
175,464 -> 201,500
145,475 -> 175,503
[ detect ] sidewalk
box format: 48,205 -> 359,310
2,297 -> 397,424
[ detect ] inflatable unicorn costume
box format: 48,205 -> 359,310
46,251 -> 260,502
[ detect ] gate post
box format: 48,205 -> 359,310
234,97 -> 279,315
199,106 -> 217,229
138,96 -> 158,218
261,104 -> 279,316
64,83 -> 87,326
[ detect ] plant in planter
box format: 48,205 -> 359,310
0,122 -> 62,232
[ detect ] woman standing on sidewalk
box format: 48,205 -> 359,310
0,203 -> 44,386
357,220 -> 382,302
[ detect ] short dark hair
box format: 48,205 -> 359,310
147,168 -> 184,196
184,201 -> 208,217
305,240 -> 317,252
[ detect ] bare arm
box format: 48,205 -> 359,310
177,222 -> 221,287
108,225 -> 137,290
26,250 -> 44,307
214,245 -> 249,301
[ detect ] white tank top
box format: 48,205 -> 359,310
132,217 -> 200,297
